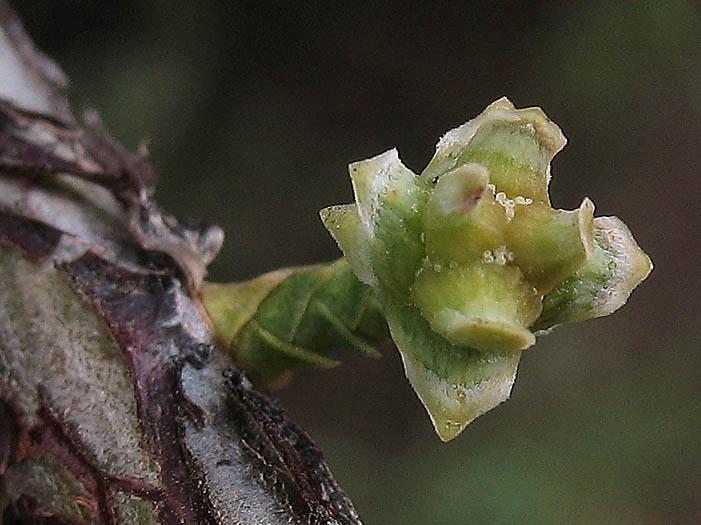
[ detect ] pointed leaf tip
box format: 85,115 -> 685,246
401,352 -> 520,441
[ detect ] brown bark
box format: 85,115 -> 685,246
0,3 -> 361,524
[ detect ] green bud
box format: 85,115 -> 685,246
203,98 -> 651,441
412,262 -> 540,352
423,163 -> 507,263
202,259 -> 386,386
322,98 -> 652,440
507,197 -> 595,294
534,216 -> 652,330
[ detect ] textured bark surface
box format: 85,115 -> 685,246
0,3 -> 361,524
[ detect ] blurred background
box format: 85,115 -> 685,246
13,1 -> 700,523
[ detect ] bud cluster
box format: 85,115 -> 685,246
322,98 -> 652,440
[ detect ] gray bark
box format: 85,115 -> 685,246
0,3 -> 361,524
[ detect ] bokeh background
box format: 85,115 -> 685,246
13,1 -> 700,523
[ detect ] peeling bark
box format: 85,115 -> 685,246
0,2 -> 361,524
226,371 -> 361,525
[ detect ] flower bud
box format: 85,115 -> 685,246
322,98 -> 652,440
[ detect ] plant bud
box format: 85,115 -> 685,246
322,98 -> 652,440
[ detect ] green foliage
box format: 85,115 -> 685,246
202,259 -> 385,386
204,98 -> 652,441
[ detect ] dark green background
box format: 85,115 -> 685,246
14,1 -> 700,523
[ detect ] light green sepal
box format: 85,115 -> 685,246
382,304 -> 521,441
534,216 -> 653,330
348,148 -> 421,235
320,204 -> 376,286
401,352 -> 520,442
422,97 -> 566,204
346,149 -> 429,299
